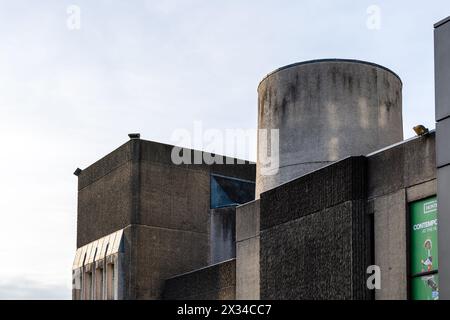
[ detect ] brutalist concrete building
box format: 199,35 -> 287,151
72,18 -> 450,300
72,140 -> 255,299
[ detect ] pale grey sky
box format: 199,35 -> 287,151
0,0 -> 448,299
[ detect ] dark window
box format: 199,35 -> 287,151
210,174 -> 255,209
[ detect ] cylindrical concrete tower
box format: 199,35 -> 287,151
256,59 -> 403,197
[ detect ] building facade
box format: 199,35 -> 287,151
73,18 -> 449,300
72,139 -> 255,299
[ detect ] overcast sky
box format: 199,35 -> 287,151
0,0 -> 448,299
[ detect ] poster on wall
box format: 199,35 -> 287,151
410,197 -> 438,275
411,274 -> 439,300
410,196 -> 438,300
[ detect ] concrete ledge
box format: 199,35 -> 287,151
236,200 -> 260,242
78,139 -> 255,190
406,179 -> 437,203
368,132 -> 436,199
260,156 -> 367,230
78,142 -> 132,190
163,259 -> 236,300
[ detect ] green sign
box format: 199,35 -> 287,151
411,274 -> 439,300
410,197 -> 438,275
410,196 -> 438,300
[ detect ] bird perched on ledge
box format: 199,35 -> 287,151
413,125 -> 429,136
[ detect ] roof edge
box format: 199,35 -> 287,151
434,16 -> 450,29
258,58 -> 402,89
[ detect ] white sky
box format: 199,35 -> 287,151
0,0 -> 448,299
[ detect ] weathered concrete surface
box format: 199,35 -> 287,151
236,237 -> 260,300
260,200 -> 369,300
260,157 -> 371,300
77,143 -> 135,247
76,139 -> 255,300
163,259 -> 236,300
139,161 -> 210,234
131,225 -> 209,299
260,157 -> 367,231
403,135 -> 436,187
406,179 -> 437,203
366,133 -> 437,300
236,200 -> 260,300
256,59 -> 403,197
210,207 -> 236,264
367,133 -> 436,199
139,140 -> 256,181
236,200 -> 260,243
78,142 -> 133,190
371,190 -> 407,300
102,224 -> 210,300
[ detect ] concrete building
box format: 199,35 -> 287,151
254,135 -> 436,300
73,18 -> 449,300
256,59 -> 403,197
72,139 -> 255,299
237,57 -> 436,298
435,16 -> 450,300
